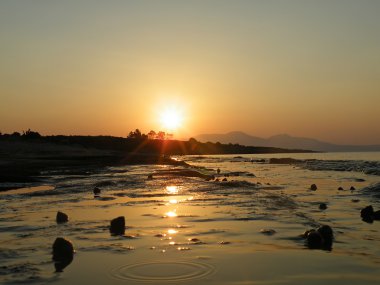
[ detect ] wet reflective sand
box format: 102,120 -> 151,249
0,154 -> 379,284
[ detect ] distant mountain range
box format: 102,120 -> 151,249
195,131 -> 380,152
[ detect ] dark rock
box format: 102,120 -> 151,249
147,174 -> 153,180
318,225 -> 333,241
374,210 -> 380,220
338,187 -> 344,190
93,187 -> 101,195
361,205 -> 374,223
217,168 -> 221,174
56,211 -> 68,224
361,205 -> 380,222
215,178 -> 220,182
222,178 -> 227,182
319,203 -> 327,210
110,216 -> 125,235
303,225 -> 333,250
318,225 -> 333,250
310,184 -> 317,191
52,237 -> 74,272
306,230 -> 323,249
350,186 -> 356,190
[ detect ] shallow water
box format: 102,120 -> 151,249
0,153 -> 380,284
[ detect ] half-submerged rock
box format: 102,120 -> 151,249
304,225 -> 333,250
56,211 -> 68,224
52,237 -> 74,272
360,205 -> 380,223
93,187 -> 101,196
310,184 -> 317,191
319,203 -> 327,210
110,216 -> 125,235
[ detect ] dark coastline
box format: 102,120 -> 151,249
0,135 -> 315,191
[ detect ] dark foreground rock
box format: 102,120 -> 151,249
304,225 -> 334,250
52,237 -> 74,272
360,205 -> 380,223
56,211 -> 68,224
310,184 -> 317,191
110,216 -> 125,235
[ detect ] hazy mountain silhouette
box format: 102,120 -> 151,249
195,131 -> 380,152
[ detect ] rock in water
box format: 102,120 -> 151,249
110,216 -> 125,235
52,237 -> 74,272
306,230 -> 323,249
318,225 -> 333,239
319,203 -> 327,210
338,187 -> 344,191
310,184 -> 317,191
56,211 -> 68,224
350,186 -> 356,190
304,225 -> 334,250
361,205 -> 380,223
93,187 -> 101,195
361,205 -> 374,223
318,225 -> 334,250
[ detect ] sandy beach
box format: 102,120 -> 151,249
1,153 -> 379,284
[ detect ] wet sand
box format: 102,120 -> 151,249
1,154 -> 380,284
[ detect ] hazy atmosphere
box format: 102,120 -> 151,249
1,0 -> 380,144
0,1 -> 380,144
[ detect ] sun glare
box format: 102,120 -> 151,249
160,108 -> 182,131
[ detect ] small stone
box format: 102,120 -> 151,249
350,186 -> 356,190
93,187 -> 101,195
222,178 -> 227,182
147,174 -> 153,180
319,203 -> 327,210
110,216 -> 125,235
260,229 -> 276,235
310,184 -> 317,191
56,211 -> 68,224
338,187 -> 344,191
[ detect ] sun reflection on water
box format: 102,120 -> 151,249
168,229 -> 178,234
164,210 -> 177,218
166,186 -> 179,194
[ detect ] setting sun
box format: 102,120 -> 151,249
160,108 -> 183,131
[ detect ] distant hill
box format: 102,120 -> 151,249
195,131 -> 380,152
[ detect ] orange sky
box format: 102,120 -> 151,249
1,1 -> 379,144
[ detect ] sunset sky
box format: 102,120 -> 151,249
1,0 -> 379,144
